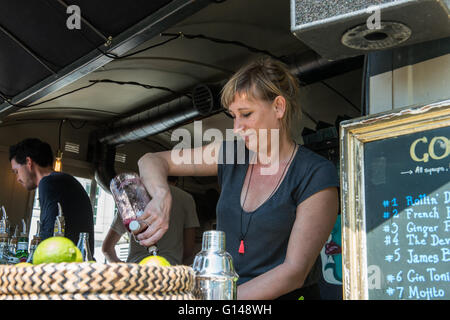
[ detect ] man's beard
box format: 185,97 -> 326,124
23,172 -> 37,191
24,180 -> 37,191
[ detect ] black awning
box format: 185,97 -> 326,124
0,0 -> 210,117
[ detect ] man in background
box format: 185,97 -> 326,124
102,176 -> 199,265
9,138 -> 95,253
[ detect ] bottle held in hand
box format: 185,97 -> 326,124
110,172 -> 158,254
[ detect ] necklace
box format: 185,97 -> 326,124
238,143 -> 298,255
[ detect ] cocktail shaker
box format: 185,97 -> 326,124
192,230 -> 238,300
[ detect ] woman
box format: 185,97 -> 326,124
136,56 -> 339,300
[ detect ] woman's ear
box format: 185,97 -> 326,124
273,96 -> 286,119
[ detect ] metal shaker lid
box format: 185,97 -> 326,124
202,230 -> 225,251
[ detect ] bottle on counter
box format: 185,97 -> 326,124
1,206 -> 9,234
7,226 -> 19,264
0,208 -> 7,235
0,213 -> 9,264
0,233 -> 9,264
15,219 -> 29,263
26,220 -> 41,264
76,232 -> 93,262
53,202 -> 65,237
8,225 -> 18,256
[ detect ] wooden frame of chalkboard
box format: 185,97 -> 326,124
340,99 -> 450,300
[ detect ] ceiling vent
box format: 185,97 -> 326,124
64,142 -> 80,154
115,152 -> 127,164
192,84 -> 219,115
341,21 -> 411,51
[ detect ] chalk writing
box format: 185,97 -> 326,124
371,190 -> 450,299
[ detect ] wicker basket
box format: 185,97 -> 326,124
0,262 -> 196,300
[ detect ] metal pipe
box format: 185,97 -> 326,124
98,95 -> 195,146
283,51 -> 364,86
89,83 -> 222,191
96,83 -> 221,146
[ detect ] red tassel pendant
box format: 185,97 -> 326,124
239,239 -> 245,254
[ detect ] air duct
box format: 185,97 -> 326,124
89,83 -> 222,191
97,84 -> 220,147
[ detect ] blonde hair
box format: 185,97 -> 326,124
221,56 -> 301,139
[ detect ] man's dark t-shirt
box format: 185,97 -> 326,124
38,172 -> 95,254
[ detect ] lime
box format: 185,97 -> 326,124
15,262 -> 33,267
139,255 -> 171,267
32,237 -> 78,264
75,247 -> 83,262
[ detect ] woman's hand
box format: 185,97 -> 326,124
134,186 -> 172,247
135,143 -> 219,246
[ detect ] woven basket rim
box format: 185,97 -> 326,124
0,263 -> 195,296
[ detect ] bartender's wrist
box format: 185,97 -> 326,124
150,184 -> 171,199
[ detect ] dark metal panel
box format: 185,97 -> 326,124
0,0 -> 105,80
0,31 -> 53,97
62,0 -> 174,37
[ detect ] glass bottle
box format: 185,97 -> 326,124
8,225 -> 18,256
76,232 -> 93,262
27,220 -> 41,263
0,233 -> 9,264
7,226 -> 19,264
15,219 -> 29,263
1,206 -> 8,227
53,202 -> 65,237
0,215 -> 9,264
110,172 -> 158,255
0,210 -> 7,234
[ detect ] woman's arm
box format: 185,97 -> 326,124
237,186 -> 339,300
136,141 -> 221,246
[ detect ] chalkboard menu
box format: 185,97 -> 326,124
364,126 -> 449,300
340,100 -> 450,300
